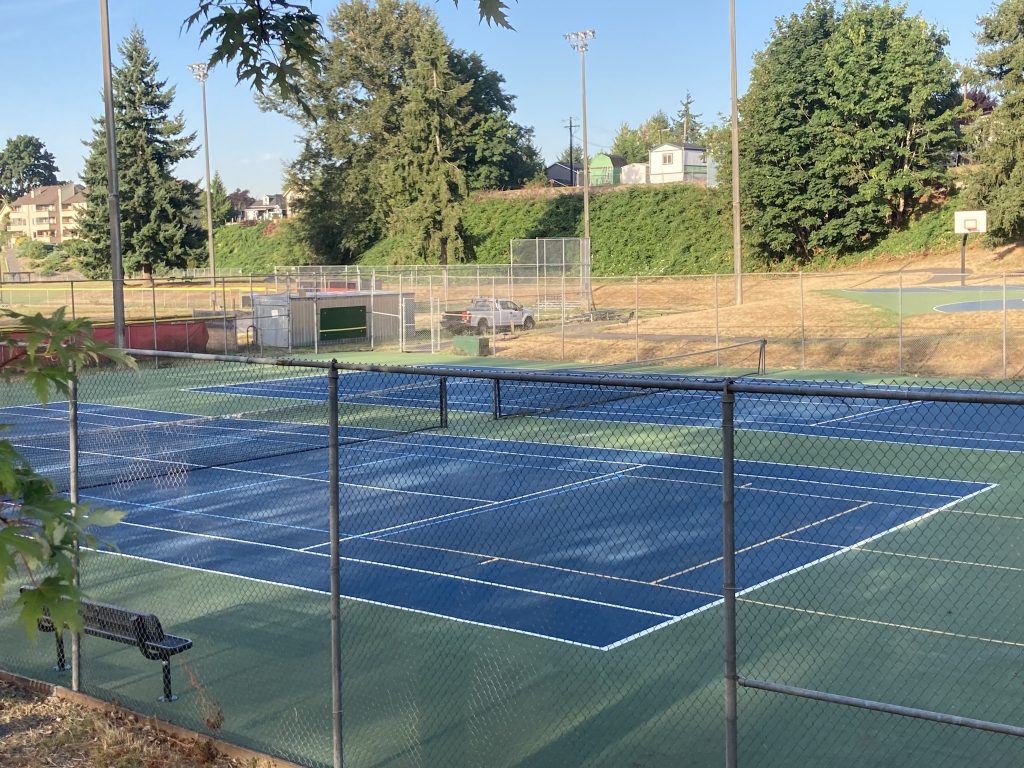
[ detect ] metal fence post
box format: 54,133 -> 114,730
722,379 -> 738,768
221,277 -> 229,354
799,272 -> 806,370
327,362 -> 343,768
69,366 -> 81,691
1003,273 -> 1008,378
714,274 -> 721,352
898,273 -> 904,375
561,268 -> 566,361
635,275 -> 640,362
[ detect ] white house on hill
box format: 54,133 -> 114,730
649,143 -> 717,187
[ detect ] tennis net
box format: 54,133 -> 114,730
10,372 -> 446,494
494,339 -> 766,418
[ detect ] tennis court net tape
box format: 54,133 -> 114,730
12,380 -> 445,493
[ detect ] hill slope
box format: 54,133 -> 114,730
359,184 -> 965,275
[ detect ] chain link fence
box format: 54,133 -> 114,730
5,266 -> 1024,375
3,350 -> 1024,767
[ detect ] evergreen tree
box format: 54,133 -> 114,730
78,28 -> 203,277
207,171 -> 232,226
672,92 -> 706,145
0,135 -> 59,201
557,144 -> 584,167
272,0 -> 537,263
965,0 -> 1024,241
381,22 -> 473,264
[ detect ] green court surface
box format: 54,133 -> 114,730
830,284 -> 1024,317
3,358 -> 1024,767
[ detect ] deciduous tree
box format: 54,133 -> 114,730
965,0 -> 1024,241
741,0 -> 963,262
0,136 -> 59,202
184,0 -> 513,106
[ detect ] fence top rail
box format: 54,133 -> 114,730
121,348 -> 1024,405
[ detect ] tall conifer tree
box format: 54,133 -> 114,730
78,28 -> 203,277
382,23 -> 473,264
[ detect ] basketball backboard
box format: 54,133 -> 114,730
954,210 -> 987,235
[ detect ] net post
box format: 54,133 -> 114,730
722,378 -> 738,768
327,361 -> 344,768
492,378 -> 501,420
439,376 -> 448,428
758,338 -> 766,375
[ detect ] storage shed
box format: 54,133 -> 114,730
251,290 -> 415,350
589,153 -> 627,186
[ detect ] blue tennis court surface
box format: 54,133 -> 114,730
195,371 -> 1024,453
4,396 -> 992,649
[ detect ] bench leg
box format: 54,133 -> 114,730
158,659 -> 177,702
53,632 -> 71,673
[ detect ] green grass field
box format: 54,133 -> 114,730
3,356 -> 1023,767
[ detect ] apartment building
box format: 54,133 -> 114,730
2,182 -> 86,244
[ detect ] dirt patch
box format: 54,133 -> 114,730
474,245 -> 1024,377
0,676 -> 284,768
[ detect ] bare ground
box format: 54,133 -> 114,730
485,244 -> 1024,377
0,677 -> 285,768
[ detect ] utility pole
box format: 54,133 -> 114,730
188,62 -> 217,302
565,117 -> 577,187
564,28 -> 596,310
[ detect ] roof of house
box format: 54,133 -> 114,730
10,183 -> 84,207
651,142 -> 707,152
592,153 -> 628,168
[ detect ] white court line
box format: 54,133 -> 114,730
346,537 -> 719,599
652,502 -> 873,584
740,598 -> 1024,649
86,494 -> 328,534
342,466 -> 643,542
103,522 -> 676,647
810,400 -> 920,427
93,547 -> 611,651
784,537 -> 1024,575
603,484 -> 996,650
100,482 -> 996,652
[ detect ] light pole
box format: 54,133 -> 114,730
729,0 -> 743,305
100,0 -> 125,346
564,28 -> 595,309
188,62 -> 216,299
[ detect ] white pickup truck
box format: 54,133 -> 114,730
441,298 -> 536,335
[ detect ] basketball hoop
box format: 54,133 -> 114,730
955,210 -> 987,287
954,210 -> 987,235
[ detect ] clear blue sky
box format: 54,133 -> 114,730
0,0 -> 988,197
